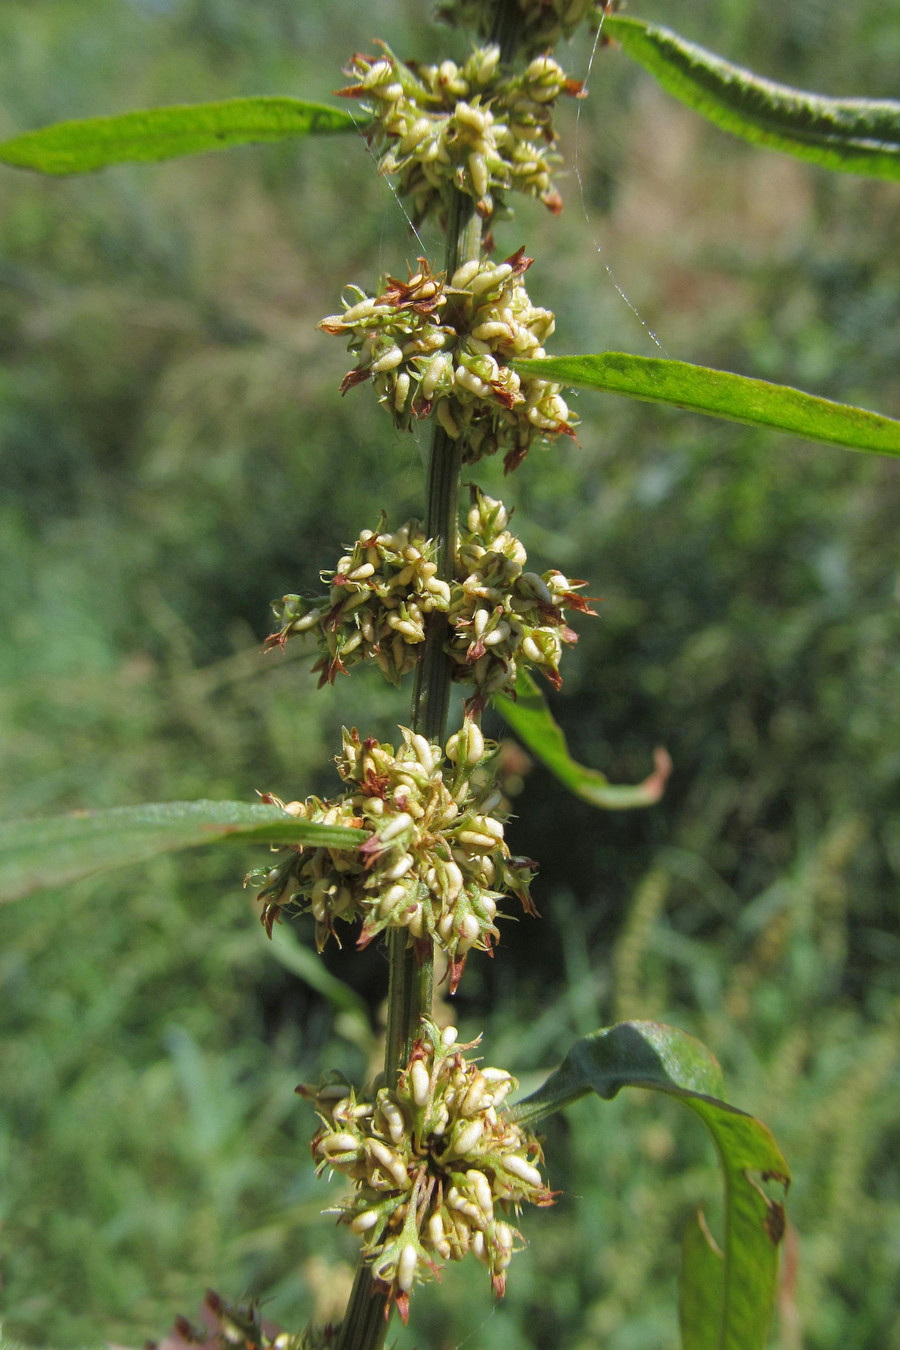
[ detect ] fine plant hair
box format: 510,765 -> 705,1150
1,2 -> 898,1349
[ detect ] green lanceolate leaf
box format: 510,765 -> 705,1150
681,1211 -> 726,1350
494,669 -> 671,809
515,353 -> 900,457
0,98 -> 358,175
605,15 -> 900,181
0,800 -> 369,902
509,1021 -> 790,1350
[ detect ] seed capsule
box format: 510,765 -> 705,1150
380,812 -> 413,842
371,345 -> 403,373
458,913 -> 481,948
428,1211 -> 451,1259
319,1132 -> 360,1157
379,883 -> 410,917
411,733 -> 435,772
397,1243 -> 418,1293
410,1059 -> 431,1107
501,1154 -> 543,1189
452,1118 -> 485,1156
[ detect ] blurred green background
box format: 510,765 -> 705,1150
1,1 -> 898,1347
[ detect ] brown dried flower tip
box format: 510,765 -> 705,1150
305,1020 -> 554,1322
338,42 -> 583,227
247,725 -> 537,990
320,249 -> 577,471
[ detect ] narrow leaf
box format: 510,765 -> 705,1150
0,801 -> 368,903
0,98 -> 358,175
605,15 -> 900,181
681,1210 -> 725,1350
494,670 -> 671,809
515,353 -> 900,457
510,1021 -> 790,1350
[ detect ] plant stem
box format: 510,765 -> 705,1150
334,175 -> 485,1350
334,0 -> 527,1328
491,0 -> 525,60
393,181 -> 483,1075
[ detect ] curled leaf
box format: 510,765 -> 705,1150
494,670 -> 671,809
606,15 -> 900,181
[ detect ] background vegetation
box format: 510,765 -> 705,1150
1,1 -> 898,1346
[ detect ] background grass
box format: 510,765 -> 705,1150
1,1 -> 898,1347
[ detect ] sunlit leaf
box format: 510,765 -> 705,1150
681,1210 -> 725,1350
509,1021 -> 790,1350
0,98 -> 358,175
0,800 -> 368,902
494,670 -> 671,809
515,353 -> 900,457
605,15 -> 900,181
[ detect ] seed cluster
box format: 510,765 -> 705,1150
266,516 -> 444,687
248,725 -> 536,990
305,1021 -> 553,1322
449,487 -> 595,704
437,0 -> 610,56
266,490 -> 595,706
320,250 -> 576,471
340,43 -> 582,226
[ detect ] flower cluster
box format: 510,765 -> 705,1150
266,490 -> 595,707
265,516 -> 446,687
320,249 -> 576,470
437,0 -> 610,56
449,486 -> 596,704
248,725 -> 537,990
339,43 -> 583,226
304,1021 -> 553,1321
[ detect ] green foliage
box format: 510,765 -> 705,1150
515,352 -> 900,454
0,0 -> 898,1347
510,1021 -> 789,1350
0,803 -> 368,904
605,16 -> 900,181
494,670 -> 671,808
0,100 -> 357,175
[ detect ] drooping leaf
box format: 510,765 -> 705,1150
681,1210 -> 725,1350
509,1021 -> 790,1350
0,801 -> 368,903
605,15 -> 900,181
494,669 -> 671,809
0,98 -> 358,175
514,353 -> 900,457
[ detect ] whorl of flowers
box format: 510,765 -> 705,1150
449,486 -> 595,703
338,42 -> 583,226
248,725 -> 537,990
320,249 -> 576,471
437,0 -> 611,56
266,489 -> 596,707
265,516 -> 446,687
303,1021 -> 553,1322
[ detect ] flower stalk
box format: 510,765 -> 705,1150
336,84 -> 487,1350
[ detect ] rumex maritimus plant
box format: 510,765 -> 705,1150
1,1 -> 899,1347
